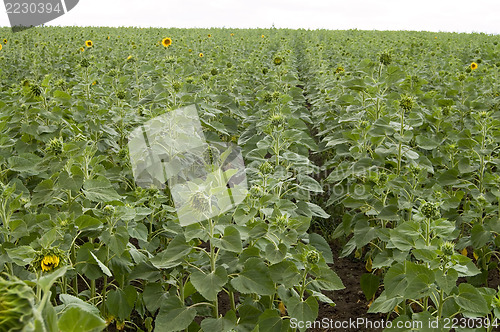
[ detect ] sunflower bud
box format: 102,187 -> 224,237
379,52 -> 392,66
116,90 -> 126,99
269,113 -> 285,129
259,161 -> 274,175
440,241 -> 455,257
273,56 -> 283,66
45,137 -> 64,155
420,201 -> 440,219
399,95 -> 415,112
305,250 -> 320,265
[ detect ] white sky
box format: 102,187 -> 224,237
1,0 -> 499,34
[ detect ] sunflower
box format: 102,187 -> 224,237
79,47 -> 84,52
3,39 -> 7,44
261,34 -> 265,38
85,40 -> 93,47
471,62 -> 478,70
41,255 -> 60,272
199,52 -> 204,58
207,34 -> 212,38
162,37 -> 172,47
0,44 -> 2,51
230,33 -> 234,37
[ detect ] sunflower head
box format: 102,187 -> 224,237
230,33 -> 234,37
31,248 -> 65,273
3,39 -> 7,44
162,37 -> 172,47
207,34 -> 212,38
0,44 -> 2,51
379,52 -> 392,66
199,52 -> 204,58
420,201 -> 440,219
273,56 -> 283,65
261,34 -> 265,38
79,47 -> 85,52
471,62 -> 478,70
85,40 -> 93,47
399,95 -> 415,112
440,241 -> 455,257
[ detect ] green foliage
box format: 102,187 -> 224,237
0,26 -> 499,331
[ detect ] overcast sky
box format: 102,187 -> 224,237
1,0 -> 499,34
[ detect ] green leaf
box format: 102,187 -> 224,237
231,257 -> 275,295
38,266 -> 69,292
305,202 -> 330,218
455,283 -> 489,315
155,297 -> 196,332
287,296 -> 319,331
200,310 -> 237,332
190,266 -> 227,301
265,243 -> 287,264
416,135 -> 440,150
89,252 -> 112,277
6,245 -> 36,266
384,263 -> 407,298
82,177 -> 122,202
360,273 -> 379,301
75,215 -> 102,231
378,205 -> 400,221
269,261 -> 301,288
296,174 -> 323,193
313,266 -> 344,291
58,306 -> 106,332
220,226 -> 243,253
150,234 -> 192,269
367,291 -> 401,313
142,283 -> 167,313
106,286 -> 137,320
257,309 -> 288,332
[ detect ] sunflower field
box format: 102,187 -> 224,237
0,27 -> 500,332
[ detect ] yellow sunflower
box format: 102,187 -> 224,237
0,44 -> 2,51
230,33 -> 234,37
3,39 -> 7,44
85,40 -> 93,47
199,52 -> 204,58
79,47 -> 84,52
41,255 -> 60,272
471,62 -> 478,70
162,37 -> 172,47
207,34 -> 212,38
261,34 -> 265,38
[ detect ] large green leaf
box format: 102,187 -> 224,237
82,177 -> 122,202
220,226 -> 243,253
190,266 -> 227,301
154,297 -> 196,332
231,257 -> 275,295
200,310 -> 237,332
150,234 -> 192,269
106,286 -> 137,320
454,283 -> 489,315
58,307 -> 106,332
287,296 -> 319,331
